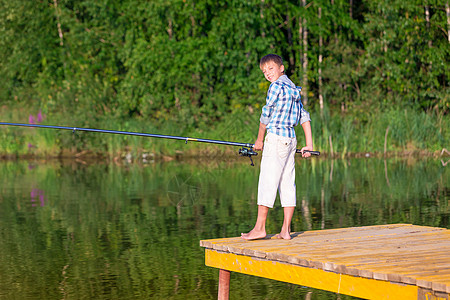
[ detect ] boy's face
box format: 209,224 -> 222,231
260,61 -> 284,83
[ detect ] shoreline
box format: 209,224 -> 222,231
0,148 -> 446,163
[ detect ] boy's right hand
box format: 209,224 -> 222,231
300,146 -> 313,158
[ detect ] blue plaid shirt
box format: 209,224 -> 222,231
260,75 -> 311,138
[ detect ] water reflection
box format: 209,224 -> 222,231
30,188 -> 46,207
0,158 -> 448,299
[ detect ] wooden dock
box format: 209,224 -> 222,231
200,224 -> 450,300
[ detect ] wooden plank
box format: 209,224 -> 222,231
277,231 -> 450,253
200,224 -> 450,297
202,228 -> 449,259
337,260 -> 450,284
417,274 -> 450,292
418,287 -> 450,300
236,240 -> 448,283
200,224 -> 445,248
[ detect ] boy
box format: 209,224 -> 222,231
241,54 -> 313,240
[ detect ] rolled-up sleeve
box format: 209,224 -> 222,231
260,83 -> 280,125
299,107 -> 311,125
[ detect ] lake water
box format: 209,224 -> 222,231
0,157 -> 448,299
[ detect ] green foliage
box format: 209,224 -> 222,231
1,104 -> 447,158
361,0 -> 449,111
308,105 -> 449,156
0,0 -> 448,157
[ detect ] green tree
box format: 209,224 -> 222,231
362,0 -> 449,111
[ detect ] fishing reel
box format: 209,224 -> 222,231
239,147 -> 258,166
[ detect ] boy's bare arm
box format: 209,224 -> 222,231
300,121 -> 313,157
254,122 -> 267,151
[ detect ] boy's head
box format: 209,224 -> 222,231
260,54 -> 285,83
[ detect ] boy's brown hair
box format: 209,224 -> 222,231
260,54 -> 283,67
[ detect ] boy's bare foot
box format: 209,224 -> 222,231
275,231 -> 292,240
241,229 -> 266,240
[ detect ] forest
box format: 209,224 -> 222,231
0,0 -> 448,158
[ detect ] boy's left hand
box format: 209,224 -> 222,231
300,146 -> 313,158
254,139 -> 264,151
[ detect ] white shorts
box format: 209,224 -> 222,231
257,133 -> 297,208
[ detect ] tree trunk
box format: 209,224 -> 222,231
319,6 -> 324,112
53,0 -> 64,46
331,1 -> 338,53
425,5 -> 432,47
349,0 -> 353,19
190,2 -> 196,37
446,2 -> 450,43
286,9 -> 294,68
260,0 -> 266,38
167,18 -> 173,40
301,0 -> 308,106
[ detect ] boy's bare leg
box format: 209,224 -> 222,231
241,205 -> 269,240
276,206 -> 295,240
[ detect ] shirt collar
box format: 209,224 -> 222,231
275,75 -> 295,88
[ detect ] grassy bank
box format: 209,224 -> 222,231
0,104 -> 448,161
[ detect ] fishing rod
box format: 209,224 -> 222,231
0,122 -> 320,165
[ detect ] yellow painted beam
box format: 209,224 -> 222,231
206,249 -> 419,300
